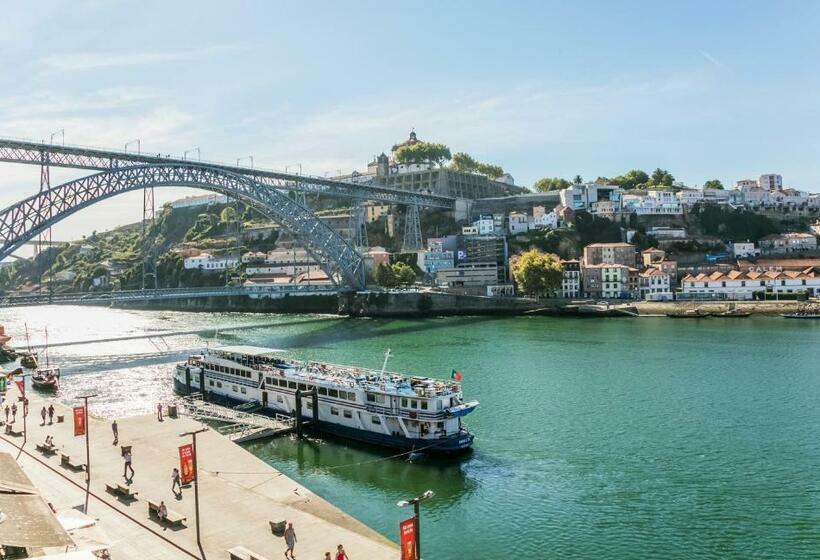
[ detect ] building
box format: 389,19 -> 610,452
759,174 -> 783,191
591,200 -> 617,220
508,212 -> 529,235
646,227 -> 687,240
363,203 -> 391,223
583,243 -> 637,267
472,215 -> 495,235
171,194 -> 229,209
736,179 -> 758,189
681,269 -> 820,299
639,268 -> 673,301
737,258 -> 820,272
676,188 -> 704,206
732,242 -> 760,258
436,263 -> 499,289
758,233 -> 818,254
457,235 -> 509,282
362,247 -> 391,277
582,264 -> 631,299
184,253 -> 239,271
531,209 -> 558,229
560,259 -> 581,299
811,221 -> 820,236
622,191 -> 683,215
559,183 -> 621,212
418,248 -> 455,276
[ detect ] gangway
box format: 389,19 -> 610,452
175,394 -> 294,443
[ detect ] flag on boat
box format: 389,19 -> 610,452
450,369 -> 463,381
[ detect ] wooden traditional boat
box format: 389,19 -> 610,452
782,303 -> 820,319
31,367 -> 60,391
666,308 -> 710,318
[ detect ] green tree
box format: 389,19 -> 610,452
394,142 -> 452,166
375,263 -> 397,288
392,262 -> 416,286
650,168 -> 675,187
573,175 -> 583,185
450,152 -> 504,178
510,250 -> 564,297
533,177 -> 571,192
703,179 -> 724,190
220,206 -> 237,223
610,169 -> 650,190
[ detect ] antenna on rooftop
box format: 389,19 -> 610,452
380,348 -> 392,375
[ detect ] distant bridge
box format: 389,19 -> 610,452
0,284 -> 339,308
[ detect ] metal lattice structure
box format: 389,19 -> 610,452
0,164 -> 365,288
0,138 -> 455,209
401,205 -> 423,252
350,203 -> 369,248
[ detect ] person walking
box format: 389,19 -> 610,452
171,467 -> 182,495
324,553 -> 331,560
111,420 -> 118,445
156,403 -> 163,422
283,522 -> 297,559
335,544 -> 349,560
10,402 -> 17,423
123,449 -> 134,481
47,404 -> 54,424
40,406 -> 47,426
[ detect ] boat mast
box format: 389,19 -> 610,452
380,348 -> 392,375
44,327 -> 49,367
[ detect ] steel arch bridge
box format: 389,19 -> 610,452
0,164 -> 366,288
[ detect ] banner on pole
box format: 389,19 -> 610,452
399,517 -> 418,560
14,380 -> 24,394
179,443 -> 195,484
73,406 -> 86,436
0,376 -> 6,392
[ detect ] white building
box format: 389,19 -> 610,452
183,253 -> 239,271
735,179 -> 758,189
759,233 -> 818,254
560,259 -> 581,299
171,194 -> 229,209
508,212 -> 529,235
732,242 -> 760,258
676,188 -> 704,206
622,193 -> 682,215
682,269 -> 820,299
701,188 -> 731,204
646,227 -> 687,240
530,211 -> 558,229
472,215 -> 495,235
758,174 -> 783,191
639,268 -> 672,301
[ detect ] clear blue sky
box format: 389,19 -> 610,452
1,0 -> 819,239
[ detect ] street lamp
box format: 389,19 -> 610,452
18,373 -> 29,446
180,427 -> 208,558
124,139 -> 141,154
184,147 -> 201,161
77,393 -> 97,513
236,156 -> 253,169
397,490 -> 434,559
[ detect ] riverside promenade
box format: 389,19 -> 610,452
1,387 -> 397,559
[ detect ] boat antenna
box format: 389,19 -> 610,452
44,327 -> 49,367
24,323 -> 32,354
380,348 -> 391,375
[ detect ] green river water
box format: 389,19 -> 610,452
2,306 -> 819,559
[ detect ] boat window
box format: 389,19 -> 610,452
330,407 -> 339,416
306,401 -> 312,409
240,387 -> 247,394
288,382 -> 297,389
209,380 -> 214,387
437,422 -> 444,429
232,385 -> 238,392
371,416 -> 381,425
367,393 -> 376,403
279,379 -> 287,387
411,400 -> 418,409
216,381 -> 222,388
347,393 -> 356,402
329,389 -> 339,398
306,385 -> 314,392
437,401 -> 442,410
318,387 -> 328,396
401,398 -> 408,407
276,395 -> 283,403
421,401 -> 428,410
298,383 -> 307,391
343,410 -> 352,418
265,377 -> 272,385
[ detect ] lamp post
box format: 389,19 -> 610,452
181,427 -> 208,558
397,490 -> 434,559
78,393 -> 97,513
124,139 -> 141,154
236,156 -> 253,169
19,373 -> 29,446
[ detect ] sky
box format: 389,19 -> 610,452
2,0 -> 820,242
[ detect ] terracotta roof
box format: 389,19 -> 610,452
682,269 -> 818,282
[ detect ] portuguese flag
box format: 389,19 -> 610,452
450,369 -> 463,381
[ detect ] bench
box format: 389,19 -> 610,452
35,443 -> 56,455
147,499 -> 186,527
60,453 -> 86,471
5,425 -> 22,437
268,520 -> 286,536
105,482 -> 138,500
227,546 -> 271,560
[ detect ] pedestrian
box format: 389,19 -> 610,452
123,449 -> 134,481
22,397 -> 28,416
158,501 -> 168,523
40,406 -> 47,425
171,467 -> 182,494
283,522 -> 297,559
156,403 -> 163,422
11,402 -> 16,422
3,405 -> 8,424
111,420 -> 118,445
47,404 -> 54,424
335,544 -> 349,560
324,553 -> 331,560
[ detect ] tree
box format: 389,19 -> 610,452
533,177 -> 571,192
510,250 -> 563,297
649,168 -> 675,187
220,206 -> 237,223
450,152 -> 504,178
704,179 -> 724,190
573,175 -> 583,185
610,169 -> 649,190
392,262 -> 416,286
375,263 -> 396,288
394,142 -> 452,166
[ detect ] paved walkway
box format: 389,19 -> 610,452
2,387 -> 397,560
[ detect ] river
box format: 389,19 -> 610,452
2,306 -> 819,559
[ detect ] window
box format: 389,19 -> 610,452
265,377 -> 271,385
329,389 -> 339,398
371,416 -> 381,425
330,407 -> 339,416
421,401 -> 428,410
278,379 -> 287,387
288,382 -> 297,389
232,385 -> 238,392
298,383 -> 307,391
343,410 -> 353,419
216,381 -> 222,388
209,380 -> 214,387
318,387 -> 328,396
347,393 -> 356,402
367,393 -> 376,403
411,400 -> 418,409
276,395 -> 283,403
240,387 -> 247,394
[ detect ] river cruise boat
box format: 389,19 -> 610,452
174,346 -> 478,454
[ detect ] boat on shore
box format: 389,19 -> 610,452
174,345 -> 478,455
711,306 -> 751,318
782,303 -> 820,319
31,366 -> 60,391
666,308 -> 711,318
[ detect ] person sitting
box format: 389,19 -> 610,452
158,501 -> 168,523
44,435 -> 54,447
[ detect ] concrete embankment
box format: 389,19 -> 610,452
1,388 -> 397,559
118,293 -> 340,314
339,291 -> 546,317
634,300 -> 805,316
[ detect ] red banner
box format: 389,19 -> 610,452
178,443 -> 195,484
73,406 -> 86,436
14,380 -> 24,394
399,517 -> 417,560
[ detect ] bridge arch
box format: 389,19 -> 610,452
0,164 -> 364,288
